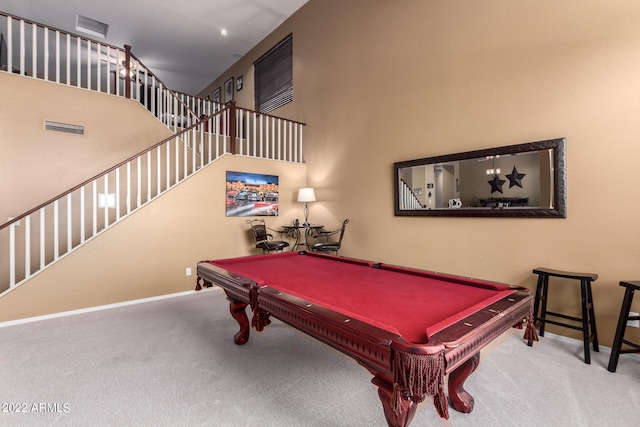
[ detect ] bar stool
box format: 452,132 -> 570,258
531,267 -> 599,364
607,280 -> 640,372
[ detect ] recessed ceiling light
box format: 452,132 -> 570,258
220,29 -> 228,36
76,14 -> 109,39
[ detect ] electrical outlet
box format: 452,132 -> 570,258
627,312 -> 639,328
185,267 -> 192,277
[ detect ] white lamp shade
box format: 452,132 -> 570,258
297,188 -> 316,202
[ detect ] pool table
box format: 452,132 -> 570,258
196,251 -> 537,427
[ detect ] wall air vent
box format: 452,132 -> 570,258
44,120 -> 85,135
76,14 -> 109,39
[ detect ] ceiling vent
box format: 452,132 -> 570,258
76,14 -> 109,39
44,120 -> 85,135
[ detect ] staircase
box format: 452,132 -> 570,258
399,179 -> 425,210
0,12 -> 305,294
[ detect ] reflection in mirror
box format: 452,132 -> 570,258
394,138 -> 566,218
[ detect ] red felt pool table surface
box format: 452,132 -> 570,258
209,252 -> 517,344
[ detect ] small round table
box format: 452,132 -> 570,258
280,224 -> 323,251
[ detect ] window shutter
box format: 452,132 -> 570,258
254,35 -> 292,114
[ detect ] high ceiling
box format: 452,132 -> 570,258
0,0 -> 308,95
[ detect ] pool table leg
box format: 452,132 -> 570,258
227,298 -> 250,345
447,352 -> 480,413
372,376 -> 417,427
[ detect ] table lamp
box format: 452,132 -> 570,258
297,188 -> 316,227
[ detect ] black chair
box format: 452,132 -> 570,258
247,219 -> 289,254
311,219 -> 349,255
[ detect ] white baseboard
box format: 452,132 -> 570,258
0,288 -> 222,329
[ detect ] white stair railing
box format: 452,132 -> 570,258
0,102 -> 306,295
0,110 -> 230,294
234,105 -> 304,163
0,12 -> 307,294
399,179 -> 425,210
0,11 -> 216,131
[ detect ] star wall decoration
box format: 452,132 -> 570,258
488,174 -> 506,193
506,166 -> 526,188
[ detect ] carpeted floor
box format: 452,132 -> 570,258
0,289 -> 638,426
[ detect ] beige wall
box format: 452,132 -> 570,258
0,154 -> 307,321
0,72 -> 174,222
200,0 -> 640,346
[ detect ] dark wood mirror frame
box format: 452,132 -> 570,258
394,137 -> 566,218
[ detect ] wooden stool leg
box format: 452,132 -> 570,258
532,274 -> 544,321
539,275 -> 549,336
607,287 -> 635,372
579,281 -> 591,364
586,280 -> 599,352
529,274 -> 545,346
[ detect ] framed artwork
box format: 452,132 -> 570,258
225,171 -> 280,217
212,87 -> 221,103
224,77 -> 234,103
236,75 -> 243,91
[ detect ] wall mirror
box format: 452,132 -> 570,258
394,138 -> 566,218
